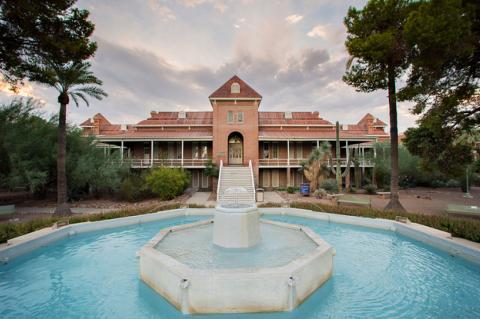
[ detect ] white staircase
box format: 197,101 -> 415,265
217,160 -> 256,205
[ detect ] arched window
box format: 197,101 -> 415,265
231,82 -> 240,93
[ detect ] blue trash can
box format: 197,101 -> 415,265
300,183 -> 310,196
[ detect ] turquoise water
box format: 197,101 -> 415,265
0,214 -> 479,318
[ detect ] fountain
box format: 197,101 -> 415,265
139,187 -> 334,314
213,187 -> 260,248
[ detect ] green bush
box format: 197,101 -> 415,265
146,167 -> 190,200
319,178 -> 338,194
286,186 -> 295,194
363,184 -> 377,194
291,202 -> 480,243
120,173 -> 153,202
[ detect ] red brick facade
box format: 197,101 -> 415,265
81,76 -> 389,189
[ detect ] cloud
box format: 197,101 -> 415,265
147,1 -> 176,21
307,24 -> 329,38
0,0 -> 418,132
285,14 -> 303,24
178,0 -> 228,13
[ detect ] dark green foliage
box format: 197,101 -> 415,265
291,202 -> 480,243
204,160 -> 219,178
0,0 -> 97,85
119,172 -> 153,202
0,203 -> 181,243
319,178 -> 339,194
0,99 -> 125,197
363,184 -> 377,194
286,186 -> 295,194
404,125 -> 474,177
146,167 -> 190,200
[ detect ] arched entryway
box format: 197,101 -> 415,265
228,132 -> 243,165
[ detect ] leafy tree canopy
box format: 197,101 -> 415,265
0,0 -> 96,86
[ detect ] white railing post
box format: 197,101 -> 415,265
216,160 -> 223,203
120,140 -> 124,161
249,160 -> 256,204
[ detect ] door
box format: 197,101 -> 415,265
228,133 -> 243,165
272,169 -> 280,188
192,170 -> 200,189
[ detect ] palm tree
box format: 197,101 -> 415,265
300,142 -> 331,191
44,61 -> 107,215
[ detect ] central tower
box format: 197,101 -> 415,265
209,75 -> 261,172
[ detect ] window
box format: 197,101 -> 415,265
263,143 -> 270,159
237,112 -> 244,123
227,111 -> 233,123
144,142 -> 151,159
231,82 -> 240,93
296,142 -> 303,159
201,143 -> 208,159
192,142 -> 199,159
272,142 -> 279,159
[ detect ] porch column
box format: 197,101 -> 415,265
287,140 -> 291,187
361,147 -> 365,175
151,140 -> 154,167
316,140 -> 319,149
346,140 -> 349,162
181,140 -> 184,167
120,140 -> 124,160
287,140 -> 290,166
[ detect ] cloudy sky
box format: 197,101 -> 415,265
0,0 -> 417,131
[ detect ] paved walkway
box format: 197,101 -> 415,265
186,192 -> 216,207
262,191 -> 286,204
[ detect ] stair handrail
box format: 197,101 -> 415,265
249,160 -> 256,204
216,160 -> 223,203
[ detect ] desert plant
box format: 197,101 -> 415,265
329,121 -> 353,191
319,178 -> 338,194
313,188 -> 328,199
300,142 -> 331,191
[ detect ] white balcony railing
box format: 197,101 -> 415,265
125,158 -> 211,168
258,158 -> 374,167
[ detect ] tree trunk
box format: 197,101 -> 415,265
54,93 -> 72,215
384,67 -> 405,212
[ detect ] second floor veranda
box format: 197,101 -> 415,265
97,139 -> 376,169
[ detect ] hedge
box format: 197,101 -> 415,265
0,203 -> 181,244
290,202 -> 480,243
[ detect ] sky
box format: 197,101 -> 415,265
0,0 -> 418,131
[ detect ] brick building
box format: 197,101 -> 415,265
80,75 -> 388,190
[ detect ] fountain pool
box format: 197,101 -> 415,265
0,211 -> 479,318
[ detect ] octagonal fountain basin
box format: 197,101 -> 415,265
139,219 -> 334,314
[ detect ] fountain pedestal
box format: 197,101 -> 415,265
213,204 -> 260,248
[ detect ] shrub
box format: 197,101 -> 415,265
313,188 -> 328,198
348,187 -> 357,193
286,186 -> 295,194
363,184 -> 377,194
319,178 -> 338,194
120,173 -> 153,202
146,167 -> 190,200
290,202 -> 480,243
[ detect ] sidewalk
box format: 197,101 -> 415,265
186,191 -> 216,207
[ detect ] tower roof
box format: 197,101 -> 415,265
209,75 -> 262,99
